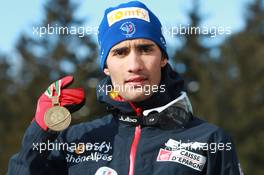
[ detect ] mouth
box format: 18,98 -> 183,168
125,76 -> 148,86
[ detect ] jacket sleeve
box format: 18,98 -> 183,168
6,121 -> 68,175
206,128 -> 244,175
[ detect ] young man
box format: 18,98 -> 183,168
7,1 -> 243,175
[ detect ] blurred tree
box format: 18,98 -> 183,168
2,0 -> 105,173
172,0 -> 219,123
218,0 -> 264,174
0,54 -> 13,173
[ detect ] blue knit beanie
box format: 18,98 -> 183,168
98,1 -> 168,70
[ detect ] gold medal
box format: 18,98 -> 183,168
44,83 -> 72,131
44,106 -> 71,131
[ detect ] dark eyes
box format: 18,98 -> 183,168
139,46 -> 153,53
111,45 -> 154,57
112,48 -> 129,57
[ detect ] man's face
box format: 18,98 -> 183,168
103,39 -> 167,102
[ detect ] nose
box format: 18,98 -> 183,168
127,50 -> 143,73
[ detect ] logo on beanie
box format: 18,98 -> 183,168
107,7 -> 150,26
160,37 -> 166,47
120,22 -> 136,37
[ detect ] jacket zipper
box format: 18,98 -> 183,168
126,100 -> 143,175
128,125 -> 142,175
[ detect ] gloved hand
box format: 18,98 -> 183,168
34,76 -> 85,131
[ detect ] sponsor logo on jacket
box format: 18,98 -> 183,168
119,116 -> 138,123
157,139 -> 207,172
95,167 -> 118,175
66,141 -> 113,164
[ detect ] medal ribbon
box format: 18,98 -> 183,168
44,80 -> 61,105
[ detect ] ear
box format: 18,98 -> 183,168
160,58 -> 168,68
103,67 -> 110,76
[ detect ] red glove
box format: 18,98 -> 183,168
34,76 -> 85,131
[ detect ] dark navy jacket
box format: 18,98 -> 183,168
7,65 -> 243,175
7,115 -> 242,175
